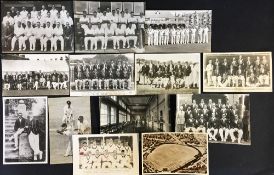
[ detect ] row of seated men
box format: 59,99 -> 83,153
73,61 -> 133,90
75,9 -> 145,50
79,139 -> 132,169
2,71 -> 68,90
177,100 -> 249,143
205,56 -> 270,87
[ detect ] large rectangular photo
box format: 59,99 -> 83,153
49,97 -> 92,164
144,10 -> 212,53
74,1 -> 145,53
70,54 -> 135,96
136,53 -> 200,95
203,52 -> 272,92
142,132 -> 208,175
100,95 -> 171,134
73,133 -> 139,175
2,54 -> 70,96
1,1 -> 74,53
3,97 -> 48,164
176,94 -> 251,145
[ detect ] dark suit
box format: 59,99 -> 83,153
14,117 -> 26,131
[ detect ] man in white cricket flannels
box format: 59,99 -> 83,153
84,23 -> 96,50
50,4 -> 58,20
147,25 -> 154,46
42,21 -> 54,51
104,23 -> 116,49
229,114 -> 243,144
164,26 -> 170,45
11,22 -> 25,51
60,6 -> 68,20
100,11 -> 109,29
176,25 -> 181,44
55,12 -> 64,26
198,25 -> 203,43
20,7 -> 28,21
44,11 -> 54,27
115,23 -> 126,49
180,26 -> 185,44
24,21 -> 36,51
63,12 -> 73,26
2,11 -> 14,26
126,23 -> 137,48
53,22 -> 64,51
110,10 -> 119,30
128,12 -> 137,30
206,59 -> 213,86
34,21 -> 46,51
35,11 -> 44,26
124,8 -> 130,19
79,11 -> 89,28
90,11 -> 101,29
159,26 -> 164,45
23,13 -> 34,27
119,11 -> 128,30
31,6 -> 38,19
203,25 -> 209,43
170,25 -> 176,44
94,23 -> 105,50
41,5 -> 48,18
190,25 -> 197,43
184,25 -> 190,44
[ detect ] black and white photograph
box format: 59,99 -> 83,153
74,1 -> 145,53
2,54 -> 70,96
203,52 -> 273,92
1,1 -> 74,53
3,97 -> 48,164
136,53 -> 200,95
73,133 -> 139,175
142,132 -> 208,174
70,54 -> 135,96
49,97 -> 92,164
144,10 -> 212,53
100,95 -> 171,134
176,94 -> 250,145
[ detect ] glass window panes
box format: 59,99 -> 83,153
74,1 -> 89,14
111,2 -> 122,11
123,2 -> 134,13
100,103 -> 108,126
88,1 -> 100,14
134,2 -> 144,15
99,2 -> 111,12
111,107 -> 116,124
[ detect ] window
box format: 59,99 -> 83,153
74,1 -> 89,14
110,96 -> 117,101
88,1 -> 100,14
111,2 -> 122,11
110,107 -> 116,124
123,2 -> 134,13
134,2 -> 145,15
119,111 -> 126,123
100,103 -> 108,126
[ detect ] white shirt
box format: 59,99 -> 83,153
44,26 -> 54,38
105,27 -> 114,36
50,9 -> 58,19
34,26 -> 45,37
24,26 -> 34,37
79,16 -> 89,24
31,11 -> 38,19
191,28 -> 197,35
124,13 -> 130,19
115,28 -> 125,36
119,16 -> 127,24
100,15 -> 109,23
20,10 -> 28,20
14,15 -> 22,26
90,16 -> 101,24
2,16 -> 14,26
53,26 -> 63,37
41,9 -> 48,18
137,16 -> 145,28
95,27 -> 105,36
14,26 -> 25,37
84,27 -> 95,36
128,16 -> 137,24
63,16 -> 73,26
110,15 -> 119,23
55,17 -> 64,25
60,10 -> 67,19
126,27 -> 135,35
44,16 -> 55,26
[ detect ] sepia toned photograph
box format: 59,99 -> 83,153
3,97 -> 48,164
176,94 -> 250,145
70,54 -> 135,96
136,53 -> 200,95
49,97 -> 92,164
144,10 -> 212,53
74,1 -> 145,53
1,1 -> 74,53
73,133 -> 139,175
2,54 -> 70,96
203,52 -> 272,92
100,95 -> 171,134
142,132 -> 208,174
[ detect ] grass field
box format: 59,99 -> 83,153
2,89 -> 69,97
146,144 -> 198,172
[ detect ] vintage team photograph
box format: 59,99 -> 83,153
144,10 -> 212,53
70,54 -> 135,96
99,95 -> 171,134
74,1 -> 145,53
136,53 -> 200,95
73,133 -> 139,175
3,97 -> 48,164
203,52 -> 272,92
1,1 -> 74,53
2,54 -> 70,96
176,94 -> 251,145
49,97 -> 92,164
142,132 -> 208,174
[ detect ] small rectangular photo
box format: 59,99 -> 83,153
100,95 -> 171,134
70,53 -> 135,96
203,52 -> 272,92
3,96 -> 48,164
176,94 -> 251,145
144,10 -> 212,53
142,132 -> 208,175
2,54 -> 70,97
136,53 -> 200,95
49,97 -> 92,164
73,133 -> 139,175
1,1 -> 74,53
74,1 -> 145,53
